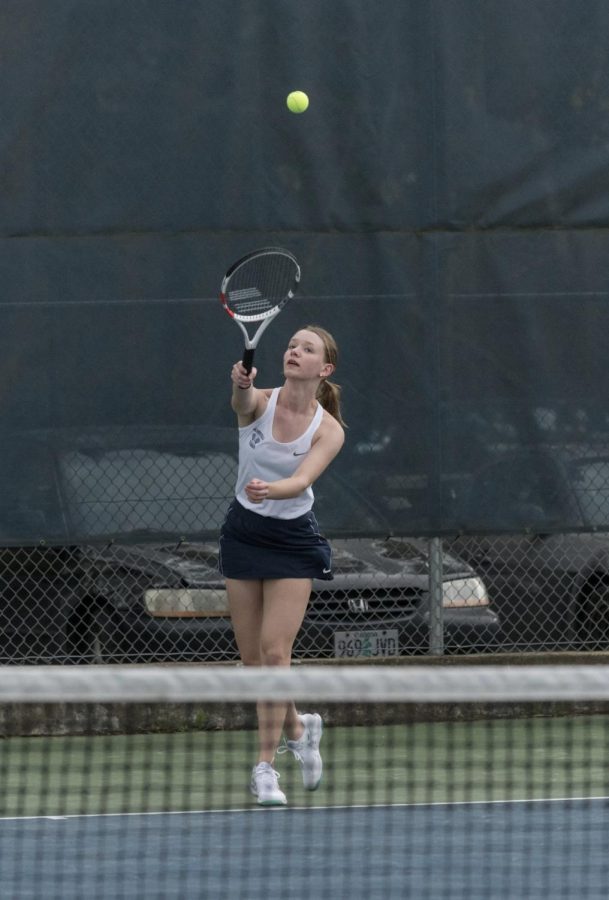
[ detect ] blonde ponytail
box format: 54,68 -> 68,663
316,378 -> 346,427
304,324 -> 347,427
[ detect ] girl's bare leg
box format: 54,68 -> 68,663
227,577 -> 311,762
256,578 -> 312,758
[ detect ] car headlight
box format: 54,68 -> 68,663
144,588 -> 229,617
442,578 -> 489,608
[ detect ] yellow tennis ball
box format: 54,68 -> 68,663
286,91 -> 309,114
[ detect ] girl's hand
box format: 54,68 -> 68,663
231,361 -> 257,390
245,478 -> 270,503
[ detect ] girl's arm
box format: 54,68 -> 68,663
230,362 -> 268,426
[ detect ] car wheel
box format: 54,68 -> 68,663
65,600 -> 103,664
576,576 -> 609,649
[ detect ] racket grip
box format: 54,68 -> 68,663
242,348 -> 255,375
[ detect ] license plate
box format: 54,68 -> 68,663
334,629 -> 399,659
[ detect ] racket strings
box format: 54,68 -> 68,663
225,253 -> 298,319
227,291 -> 271,317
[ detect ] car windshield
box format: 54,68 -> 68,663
59,446 -> 392,539
60,448 -> 237,537
569,459 -> 609,527
313,473 -> 392,534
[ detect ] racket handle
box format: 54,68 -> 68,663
242,348 -> 255,375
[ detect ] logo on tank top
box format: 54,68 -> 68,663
249,427 -> 264,449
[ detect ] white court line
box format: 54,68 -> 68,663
2,793 -> 609,824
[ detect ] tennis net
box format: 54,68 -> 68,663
1,663 -> 609,899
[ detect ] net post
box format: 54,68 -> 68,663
428,537 -> 444,655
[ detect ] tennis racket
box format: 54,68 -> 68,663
220,247 -> 301,375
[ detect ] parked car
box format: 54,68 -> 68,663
0,427 -> 499,663
343,426 -> 609,651
447,449 -> 609,650
62,532 -> 499,663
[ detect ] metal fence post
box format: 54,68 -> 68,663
428,537 -> 444,656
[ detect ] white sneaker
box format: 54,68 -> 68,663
250,762 -> 287,806
279,713 -> 323,791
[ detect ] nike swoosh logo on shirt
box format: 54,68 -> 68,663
293,450 -> 308,456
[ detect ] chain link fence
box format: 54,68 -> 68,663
0,430 -> 608,664
0,537 -> 496,664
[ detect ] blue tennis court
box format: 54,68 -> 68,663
2,797 -> 609,899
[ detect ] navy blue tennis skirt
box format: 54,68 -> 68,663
218,500 -> 333,581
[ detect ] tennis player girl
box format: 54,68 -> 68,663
219,325 -> 345,806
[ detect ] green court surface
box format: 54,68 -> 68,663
1,714 -> 608,818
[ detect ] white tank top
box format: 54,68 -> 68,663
235,387 -> 324,519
